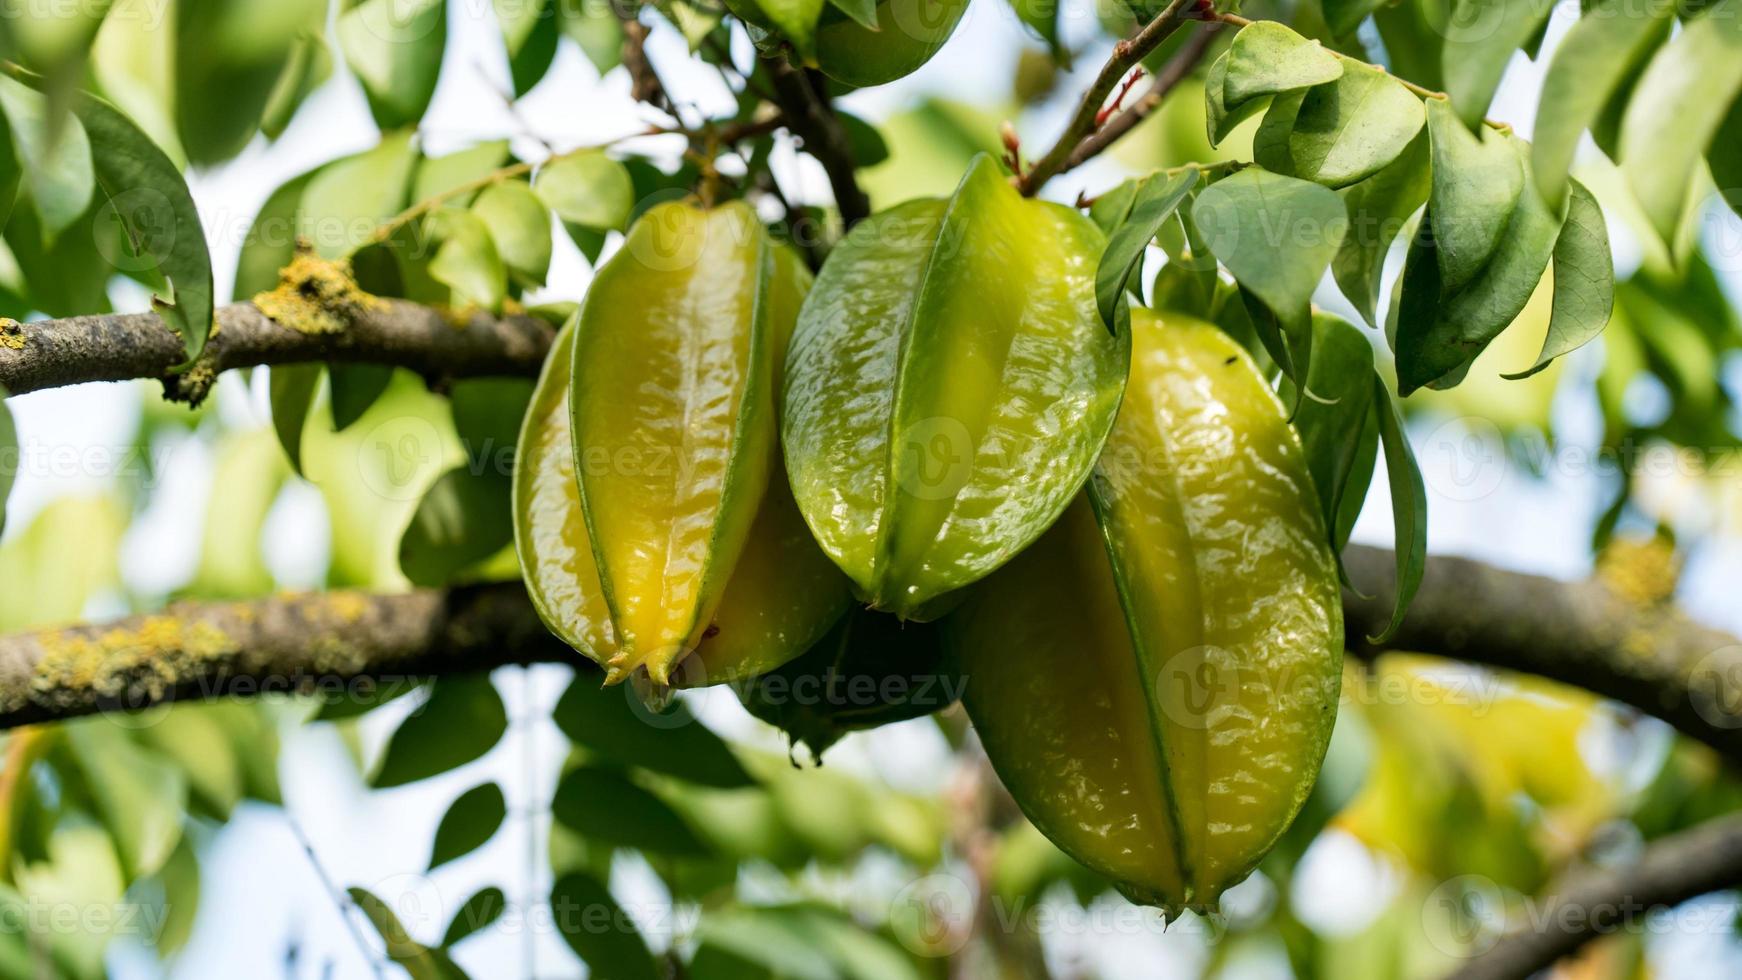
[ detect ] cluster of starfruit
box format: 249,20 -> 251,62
514,154 -> 1344,915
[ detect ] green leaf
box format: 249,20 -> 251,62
429,783 -> 507,870
1368,375 -> 1424,643
1204,52 -> 1270,148
1222,21 -> 1343,108
1425,97 -> 1520,294
398,467 -> 514,587
450,376 -> 533,474
330,364 -> 395,431
1290,314 -> 1376,553
337,0 -> 448,130
1191,167 -> 1347,341
1322,0 -> 1385,37
0,389 -> 14,538
1503,179 -> 1612,379
426,208 -> 507,312
1333,130 -> 1429,326
1285,60 -> 1425,188
1395,137 -> 1560,392
558,0 -> 626,74
269,364 -> 322,475
1095,167 -> 1197,331
550,873 -> 660,980
300,130 -> 419,259
137,707 -> 246,820
1442,0 -> 1554,131
1253,88 -> 1306,174
235,171 -> 316,301
553,676 -> 755,788
497,0 -> 560,96
749,0 -> 825,55
1006,0 -> 1065,58
471,180 -> 552,286
535,151 -> 634,231
348,887 -> 470,979
1373,0 -> 1444,93
0,75 -> 95,241
413,141 -> 513,206
442,886 -> 507,947
1088,177 -> 1141,236
261,33 -> 333,140
65,724 -> 187,880
6,69 -> 216,364
1618,0 -> 1742,249
372,675 -> 509,788
694,905 -> 925,980
837,111 -> 889,167
550,766 -> 713,856
828,0 -> 879,29
1531,0 -> 1672,210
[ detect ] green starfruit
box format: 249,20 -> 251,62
514,201 -> 851,687
782,154 -> 1128,619
947,309 -> 1343,914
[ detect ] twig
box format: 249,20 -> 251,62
615,6 -> 674,117
1445,812 -> 1742,980
1016,0 -> 1204,196
1061,24 -> 1223,176
285,812 -> 388,979
760,57 -> 871,227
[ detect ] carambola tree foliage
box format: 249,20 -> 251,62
1,0 -> 1741,976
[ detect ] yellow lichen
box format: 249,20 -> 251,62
253,251 -> 385,336
1597,535 -> 1681,607
31,616 -> 237,709
0,318 -> 25,350
327,592 -> 371,625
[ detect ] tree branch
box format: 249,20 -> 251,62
1058,24 -> 1223,177
1444,812 -> 1742,980
0,299 -> 554,404
1016,0 -> 1206,197
1342,545 -> 1742,762
615,6 -> 674,115
760,57 -> 871,228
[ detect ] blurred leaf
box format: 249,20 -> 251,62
551,766 -> 712,855
471,180 -> 551,286
858,99 -> 998,210
1503,179 -> 1613,379
1321,0 -> 1384,37
426,207 -> 507,311
497,0 -> 561,96
535,152 -> 634,231
331,363 -> 396,431
88,0 -> 180,163
372,675 -> 508,787
1095,167 -> 1196,331
550,872 -> 660,980
65,723 -> 187,881
554,675 -> 755,788
172,0 -> 326,163
349,887 -> 470,979
836,111 -> 888,167
450,376 -> 533,476
270,363 -> 322,475
0,495 -> 126,631
300,130 -> 419,259
261,32 -> 333,140
149,835 -> 201,956
398,467 -> 514,587
429,783 -> 507,870
557,0 -> 625,74
442,886 -> 507,947
337,0 -> 448,130
138,707 -> 246,819
413,141 -> 513,206
191,428 -> 291,598
1005,0 -> 1064,59
1368,376 -> 1424,643
693,904 -> 925,980
0,75 -> 95,241
235,170 -> 315,301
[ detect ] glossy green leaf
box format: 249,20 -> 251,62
550,766 -> 713,856
0,75 -> 94,241
1290,313 -> 1376,552
235,171 -> 315,300
1442,0 -> 1553,131
1253,88 -> 1306,174
442,886 -> 506,948
554,675 -> 754,787
471,180 -> 552,286
413,141 -> 513,206
426,207 -> 507,311
1222,21 -> 1343,107
1095,167 -> 1197,330
349,888 -> 469,979
750,0 -> 824,54
550,873 -> 660,980
300,130 -> 419,259
1503,179 -> 1613,379
1532,0 -> 1673,210
398,467 -> 514,587
1191,167 -> 1347,337
535,151 -> 634,231
1396,138 -> 1560,392
783,155 -> 1127,618
330,364 -> 394,431
1285,61 -> 1425,188
1369,376 -> 1424,643
1204,52 -> 1269,148
1426,97 -> 1520,294
269,363 -> 321,474
372,676 -> 509,788
828,0 -> 879,28
1618,0 -> 1742,248
337,0 -> 448,130
1333,130 -> 1429,326
429,783 -> 507,870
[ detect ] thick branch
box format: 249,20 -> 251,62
0,300 -> 554,403
761,57 -> 871,227
1445,812 -> 1742,980
1342,545 -> 1742,762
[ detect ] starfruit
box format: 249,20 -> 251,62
782,154 -> 1129,620
946,309 -> 1343,914
513,201 -> 851,687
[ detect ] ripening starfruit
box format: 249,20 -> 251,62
947,309 -> 1344,914
513,201 -> 852,687
782,154 -> 1129,620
